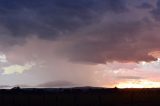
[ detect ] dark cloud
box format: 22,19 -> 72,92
137,2 -> 153,9
37,81 -> 76,88
151,0 -> 160,21
1,0 -> 160,64
60,19 -> 158,63
0,0 -> 128,42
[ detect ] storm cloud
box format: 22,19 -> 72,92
151,0 -> 160,21
137,2 -> 153,9
0,0 -> 160,64
0,0 -> 128,40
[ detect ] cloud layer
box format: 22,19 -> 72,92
0,0 -> 134,64
0,0 -> 159,64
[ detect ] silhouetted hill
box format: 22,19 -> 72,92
0,87 -> 160,106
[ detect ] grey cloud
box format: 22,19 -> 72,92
0,0 -> 128,42
60,19 -> 158,63
137,2 -> 153,9
151,0 -> 160,21
1,0 -> 160,64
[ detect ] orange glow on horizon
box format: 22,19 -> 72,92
105,80 -> 160,88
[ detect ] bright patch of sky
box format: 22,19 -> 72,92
0,53 -> 7,63
0,53 -> 35,75
2,62 -> 35,75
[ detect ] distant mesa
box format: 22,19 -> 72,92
11,86 -> 21,90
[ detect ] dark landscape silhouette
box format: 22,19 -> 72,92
0,87 -> 160,106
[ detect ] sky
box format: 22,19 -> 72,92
0,0 -> 160,88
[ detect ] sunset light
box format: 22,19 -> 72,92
115,80 -> 160,88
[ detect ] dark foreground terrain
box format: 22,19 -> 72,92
0,87 -> 160,106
